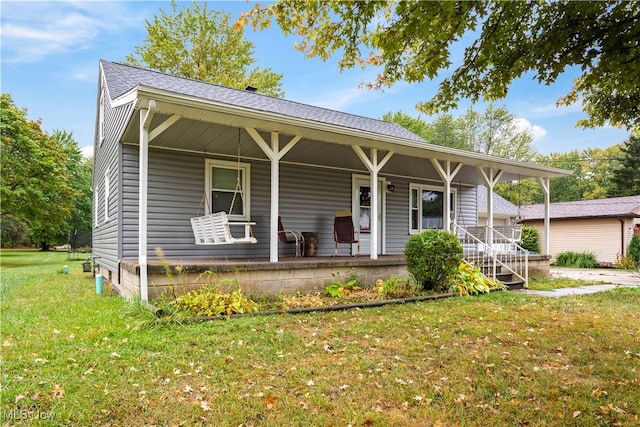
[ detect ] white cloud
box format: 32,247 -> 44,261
81,144 -> 93,159
530,100 -> 582,117
1,1 -> 142,64
514,117 -> 547,142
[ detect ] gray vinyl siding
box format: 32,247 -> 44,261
121,149 -> 359,259
92,81 -> 133,275
384,179 -> 477,254
120,146 -> 481,259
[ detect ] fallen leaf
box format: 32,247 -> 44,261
50,385 -> 65,399
263,393 -> 279,410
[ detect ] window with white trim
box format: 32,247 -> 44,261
98,89 -> 105,146
104,168 -> 110,222
409,184 -> 455,233
94,190 -> 98,227
205,159 -> 250,220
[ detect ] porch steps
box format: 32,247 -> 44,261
481,266 -> 525,290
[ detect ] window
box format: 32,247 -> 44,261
104,168 -> 110,222
205,159 -> 250,220
98,89 -> 105,146
94,190 -> 98,227
409,184 -> 455,233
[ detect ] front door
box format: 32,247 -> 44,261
352,175 -> 384,255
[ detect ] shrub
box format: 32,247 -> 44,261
448,262 -> 505,296
520,225 -> 540,253
404,229 -> 464,290
554,251 -> 598,268
374,276 -> 422,299
628,235 -> 640,266
169,285 -> 258,317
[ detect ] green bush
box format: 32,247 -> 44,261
554,251 -> 598,268
628,235 -> 640,266
404,229 -> 464,290
520,225 -> 540,253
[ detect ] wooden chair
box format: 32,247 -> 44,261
278,216 -> 305,257
333,210 -> 360,256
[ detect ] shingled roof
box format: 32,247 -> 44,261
476,185 -> 518,215
100,60 -> 425,143
521,195 -> 640,220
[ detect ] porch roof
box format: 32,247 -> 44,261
100,60 -> 570,184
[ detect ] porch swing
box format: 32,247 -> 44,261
190,130 -> 257,245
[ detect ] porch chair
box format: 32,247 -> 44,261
333,210 -> 360,256
278,216 -> 305,257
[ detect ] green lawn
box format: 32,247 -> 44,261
1,250 -> 639,426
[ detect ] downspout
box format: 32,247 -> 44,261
537,177 -> 551,255
139,101 -> 156,302
618,217 -> 625,257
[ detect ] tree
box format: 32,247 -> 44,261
458,104 -> 536,161
381,111 -> 431,141
1,94 -> 79,250
384,103 -> 536,160
128,1 -> 284,97
240,1 -> 639,130
51,130 -> 93,235
608,133 -> 640,197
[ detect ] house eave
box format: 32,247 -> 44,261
112,85 -> 570,181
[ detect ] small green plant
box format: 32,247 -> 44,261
323,279 -> 359,298
555,251 -> 598,268
374,276 -> 422,298
404,229 -> 464,290
627,235 -> 640,266
448,262 -> 505,296
169,286 -> 258,317
520,225 -> 540,253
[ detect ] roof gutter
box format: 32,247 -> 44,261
113,85 -> 571,179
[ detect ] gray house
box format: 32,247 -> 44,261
93,60 -> 568,300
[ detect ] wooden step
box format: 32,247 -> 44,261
502,280 -> 525,290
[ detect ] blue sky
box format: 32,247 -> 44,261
1,0 -> 632,158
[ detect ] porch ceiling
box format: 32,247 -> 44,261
119,91 -> 570,185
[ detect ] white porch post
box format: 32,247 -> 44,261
537,177 -> 551,255
431,159 -> 463,232
353,146 -> 394,260
138,102 -> 155,302
246,128 -> 300,262
477,166 -> 504,247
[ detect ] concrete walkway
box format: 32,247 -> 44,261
516,267 -> 640,297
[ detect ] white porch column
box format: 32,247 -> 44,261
353,146 -> 394,260
431,159 -> 463,232
138,102 -> 155,302
246,128 -> 300,262
537,177 -> 551,255
477,166 -> 504,247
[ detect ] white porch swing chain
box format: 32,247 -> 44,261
227,128 -> 245,216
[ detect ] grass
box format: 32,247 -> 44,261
2,250 -> 639,426
528,277 -> 603,291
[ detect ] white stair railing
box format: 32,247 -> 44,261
453,223 -> 529,288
